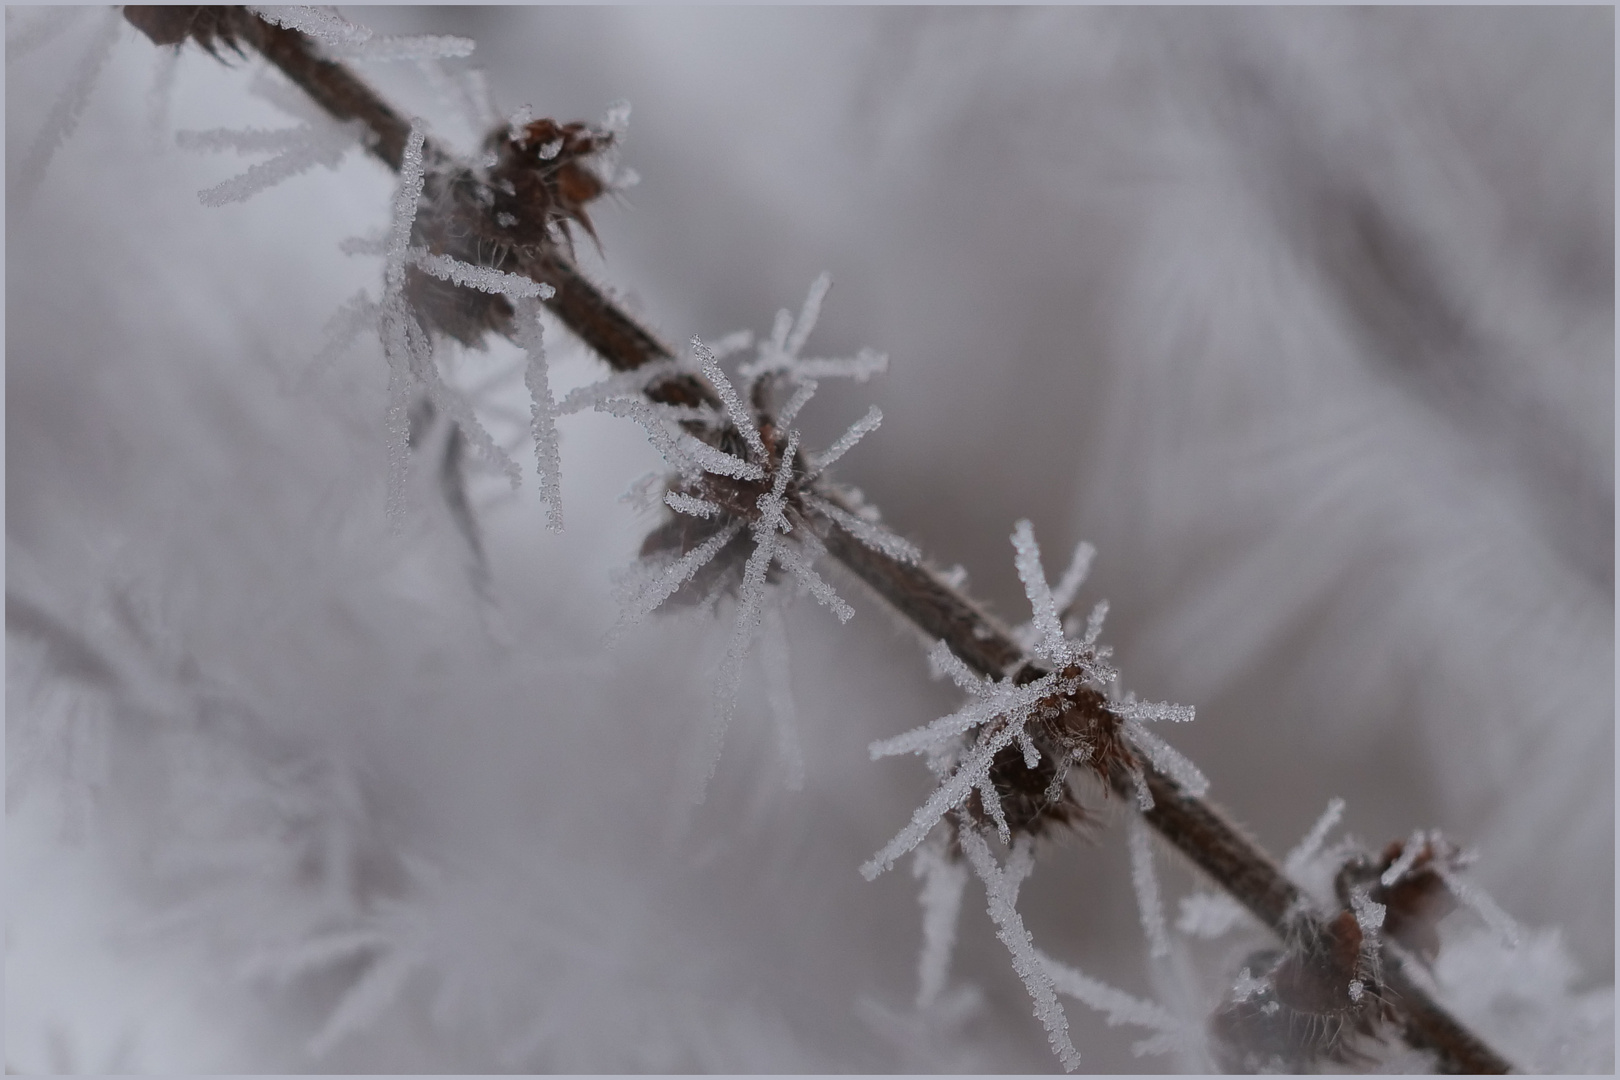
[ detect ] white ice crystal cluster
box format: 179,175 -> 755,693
333,124 -> 563,532
566,277 -> 914,797
863,521 -> 1203,879
863,520 -> 1203,1070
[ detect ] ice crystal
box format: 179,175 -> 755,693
1035,949 -> 1192,1058
381,125 -> 430,528
334,34 -> 475,63
862,667 -> 1071,876
514,298 -> 563,531
408,250 -> 555,301
1176,891 -> 1246,939
248,6 -> 374,48
861,521 -> 1219,1069
1127,813 -> 1171,958
176,118 -> 365,206
865,520 -> 1201,878
912,840 -> 969,1010
11,6 -> 122,206
759,603 -> 806,791
247,6 -> 473,62
1433,862 -> 1521,949
1380,828 -> 1428,888
1284,796 -> 1347,882
958,830 -> 1082,1071
578,279 -> 899,797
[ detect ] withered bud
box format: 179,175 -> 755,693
1335,834 -> 1461,963
1209,911 -> 1396,1072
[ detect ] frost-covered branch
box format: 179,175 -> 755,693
121,9 -> 1517,1072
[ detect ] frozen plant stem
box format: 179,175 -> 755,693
124,9 -> 1512,1072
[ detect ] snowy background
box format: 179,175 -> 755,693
6,6 -> 1612,1073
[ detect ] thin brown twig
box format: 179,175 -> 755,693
123,8 -> 1514,1072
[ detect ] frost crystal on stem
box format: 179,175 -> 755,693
12,6 -> 122,206
177,118 -> 365,206
913,839 -> 968,1010
381,124 -> 430,529
1035,950 -> 1191,1058
1128,813 -> 1171,958
582,279 -> 902,798
862,520 -> 1214,1069
864,520 -> 1200,878
514,298 -> 562,530
959,829 -> 1082,1072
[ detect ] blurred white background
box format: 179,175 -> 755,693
6,6 -> 1612,1072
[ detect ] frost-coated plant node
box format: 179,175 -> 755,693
1210,806 -> 1532,1071
862,519 -> 1201,881
580,279 -> 915,798
861,522 -> 1207,1069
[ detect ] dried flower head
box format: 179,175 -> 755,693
1209,908 -> 1398,1072
400,114 -> 617,346
485,118 -> 615,255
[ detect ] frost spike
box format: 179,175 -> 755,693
914,842 -> 968,1010
607,520 -> 744,644
665,492 -> 721,519
695,529 -> 776,801
868,694 -> 1012,761
1284,796 -> 1346,878
596,398 -> 763,481
1035,949 -> 1186,1042
695,337 -> 767,463
410,250 -> 554,300
335,34 -> 475,61
1433,863 -> 1521,948
771,542 -> 854,624
381,123 -> 427,533
867,676 -> 1056,761
1116,699 -> 1195,724
803,493 -> 920,566
861,713 -> 1030,879
12,6 -> 122,206
925,639 -> 986,693
760,602 -> 805,791
516,299 -> 562,530
1050,541 -> 1097,619
1127,814 -> 1171,958
785,272 -> 831,357
1380,829 -> 1428,887
1011,519 -> 1068,664
776,379 -> 818,428
558,359 -> 679,415
1124,721 -> 1208,796
792,348 -> 888,382
176,125 -> 312,153
249,6 -> 373,46
307,944 -> 420,1057
810,405 -> 882,474
960,829 -> 1081,1071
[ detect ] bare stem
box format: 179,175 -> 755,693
124,9 -> 1514,1072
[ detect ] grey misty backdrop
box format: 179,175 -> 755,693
5,5 -> 1612,1073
